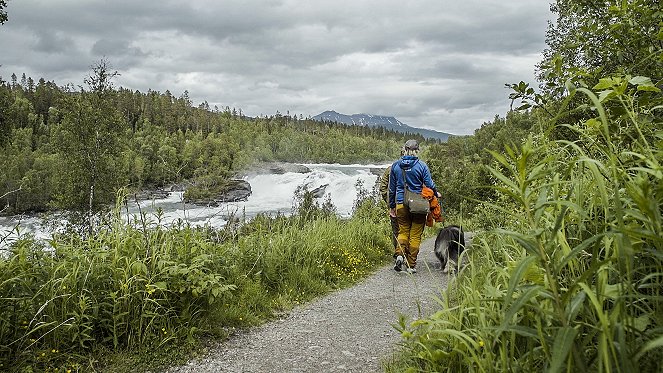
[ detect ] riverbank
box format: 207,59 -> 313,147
0,163 -> 385,248
0,194 -> 399,372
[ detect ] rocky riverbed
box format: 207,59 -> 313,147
136,162 -> 314,207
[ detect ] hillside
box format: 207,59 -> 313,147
312,110 -> 452,141
0,75 -> 410,215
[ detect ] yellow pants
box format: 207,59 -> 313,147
395,203 -> 427,268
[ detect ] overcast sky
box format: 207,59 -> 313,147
0,1 -> 553,135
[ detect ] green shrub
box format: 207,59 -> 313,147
1,189 -> 392,371
389,77 -> 663,372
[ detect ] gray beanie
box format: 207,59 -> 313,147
404,139 -> 419,150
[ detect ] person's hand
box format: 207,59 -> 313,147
389,208 -> 396,217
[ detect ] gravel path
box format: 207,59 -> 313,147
165,234 -> 471,373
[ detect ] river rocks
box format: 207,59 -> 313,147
186,179 -> 252,206
216,180 -> 252,202
133,189 -> 171,201
246,162 -> 311,175
132,181 -> 193,201
135,176 -> 256,207
187,163 -> 312,206
272,163 -> 311,174
310,184 -> 328,198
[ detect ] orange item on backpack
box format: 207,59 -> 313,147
422,187 -> 444,227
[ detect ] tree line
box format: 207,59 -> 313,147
422,0 -> 662,222
0,61 -> 426,216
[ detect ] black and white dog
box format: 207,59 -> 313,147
434,225 -> 465,273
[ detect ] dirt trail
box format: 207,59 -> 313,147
165,234 -> 470,372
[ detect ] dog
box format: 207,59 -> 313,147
434,225 -> 465,274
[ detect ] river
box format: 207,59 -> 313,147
0,163 -> 387,248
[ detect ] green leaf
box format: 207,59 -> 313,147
593,77 -> 618,90
486,165 -> 520,197
598,89 -> 615,103
565,290 -> 586,323
503,255 -> 539,308
578,282 -> 610,330
486,150 -> 510,169
564,80 -> 577,94
629,76 -> 661,92
533,185 -> 549,222
635,335 -> 663,361
505,232 -> 542,257
154,281 -> 168,290
488,324 -> 540,339
549,326 -> 578,373
558,233 -> 606,270
631,314 -> 650,332
637,85 -> 661,93
629,76 -> 654,87
603,283 -> 620,300
498,285 -> 543,336
131,261 -> 148,275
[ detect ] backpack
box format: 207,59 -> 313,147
401,168 -> 429,215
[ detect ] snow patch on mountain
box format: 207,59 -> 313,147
312,110 -> 451,141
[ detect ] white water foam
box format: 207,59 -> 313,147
0,163 -> 389,248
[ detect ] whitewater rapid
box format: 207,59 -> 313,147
0,163 -> 388,248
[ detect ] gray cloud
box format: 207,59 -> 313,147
33,30 -> 76,53
0,0 -> 553,135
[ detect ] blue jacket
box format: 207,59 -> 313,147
388,156 -> 437,209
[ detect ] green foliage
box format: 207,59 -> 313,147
0,0 -> 8,25
291,185 -> 338,223
389,78 -> 663,372
423,111 -> 536,218
0,193 -> 392,372
0,69 -> 409,216
504,1 -> 663,143
540,0 -> 662,98
390,4 -> 663,369
50,91 -> 128,213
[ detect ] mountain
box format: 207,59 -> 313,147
311,110 -> 451,141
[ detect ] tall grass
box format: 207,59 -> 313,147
388,76 -> 663,372
0,190 -> 392,372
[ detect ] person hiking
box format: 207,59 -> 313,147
388,139 -> 440,273
379,151 -> 402,255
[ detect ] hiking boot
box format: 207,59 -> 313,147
394,255 -> 404,272
406,267 -> 417,274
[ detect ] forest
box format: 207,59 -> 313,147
1,0 -> 662,372
0,68 -> 424,217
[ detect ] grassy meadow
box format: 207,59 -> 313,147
0,191 -> 393,372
